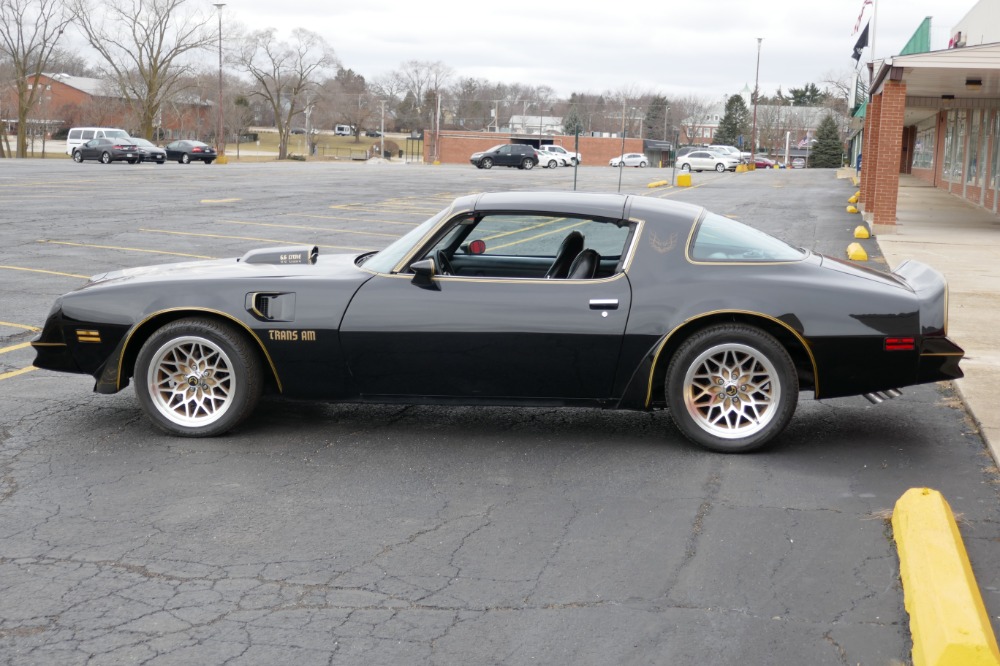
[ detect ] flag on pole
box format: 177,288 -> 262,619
853,0 -> 873,34
852,23 -> 870,62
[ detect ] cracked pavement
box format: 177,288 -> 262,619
1,161 -> 998,664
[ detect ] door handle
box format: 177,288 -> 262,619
589,299 -> 619,310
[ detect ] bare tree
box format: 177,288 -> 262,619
673,94 -> 714,146
0,0 -> 76,157
237,28 -> 337,159
72,0 -> 215,140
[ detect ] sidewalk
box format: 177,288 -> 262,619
872,175 -> 1000,462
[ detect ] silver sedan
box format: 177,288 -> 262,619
677,150 -> 740,173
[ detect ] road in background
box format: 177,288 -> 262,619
1,160 -> 997,665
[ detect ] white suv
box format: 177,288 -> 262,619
538,145 -> 581,166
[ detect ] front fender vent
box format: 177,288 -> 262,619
246,292 -> 296,322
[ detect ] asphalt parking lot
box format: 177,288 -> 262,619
1,158 -> 998,665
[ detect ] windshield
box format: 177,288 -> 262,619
689,211 -> 805,262
361,207 -> 451,273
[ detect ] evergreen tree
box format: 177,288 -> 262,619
562,107 -> 585,136
714,94 -> 751,147
645,95 -> 668,140
809,114 -> 844,167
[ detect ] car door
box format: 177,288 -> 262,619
340,213 -> 636,401
80,139 -> 102,160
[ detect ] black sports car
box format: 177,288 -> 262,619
163,140 -> 216,164
32,192 -> 963,452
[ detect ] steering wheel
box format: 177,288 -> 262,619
435,249 -> 454,276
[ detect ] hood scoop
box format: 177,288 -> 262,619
239,245 -> 318,265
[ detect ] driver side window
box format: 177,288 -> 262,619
426,213 -> 633,280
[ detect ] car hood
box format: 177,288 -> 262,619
81,249 -> 367,291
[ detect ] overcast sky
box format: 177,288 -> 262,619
213,0 -> 974,100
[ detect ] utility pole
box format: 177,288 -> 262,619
751,37 -> 762,169
212,3 -> 225,161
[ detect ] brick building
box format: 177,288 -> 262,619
425,130 -> 644,167
9,73 -> 212,140
859,2 -> 1000,224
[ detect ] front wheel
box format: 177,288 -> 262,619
72,151 -> 83,163
716,163 -> 726,172
100,152 -> 112,164
480,157 -> 493,169
665,324 -> 798,453
134,317 -> 263,437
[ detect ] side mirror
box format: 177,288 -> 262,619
410,258 -> 439,290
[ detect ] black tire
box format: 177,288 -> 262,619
680,163 -> 691,172
180,153 -> 191,164
127,158 -> 137,164
639,161 -> 647,168
205,159 -> 214,165
546,159 -> 557,169
100,152 -> 112,164
665,324 -> 798,453
134,317 -> 263,437
716,163 -> 726,173
481,157 -> 493,169
72,151 -> 83,163
522,158 -> 534,170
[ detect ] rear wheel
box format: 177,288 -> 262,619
134,317 -> 263,437
100,152 -> 112,164
681,163 -> 691,171
639,161 -> 647,168
522,158 -> 535,170
180,153 -> 191,164
666,324 -> 798,453
546,159 -> 557,169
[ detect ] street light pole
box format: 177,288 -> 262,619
750,37 -> 762,169
213,3 -> 225,160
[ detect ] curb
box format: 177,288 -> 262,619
892,488 -> 1000,666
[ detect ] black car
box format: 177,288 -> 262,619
365,130 -> 382,137
71,137 -> 141,164
164,140 -> 216,164
132,138 -> 167,164
470,144 -> 538,170
32,192 -> 963,452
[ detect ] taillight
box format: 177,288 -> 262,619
192,147 -> 203,152
885,337 -> 915,351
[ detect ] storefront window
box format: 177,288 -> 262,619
912,118 -> 935,170
992,111 -> 1000,192
967,110 -> 980,185
943,111 -> 956,182
955,110 -> 967,184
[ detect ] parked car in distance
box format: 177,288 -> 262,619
675,146 -> 699,159
710,145 -> 751,162
536,149 -> 567,169
71,137 -> 141,164
164,140 -> 217,164
538,144 -> 581,165
791,157 -> 806,169
470,144 -> 538,170
364,130 -> 382,137
132,138 -> 167,164
754,156 -> 776,169
677,150 -> 739,173
610,153 -> 648,168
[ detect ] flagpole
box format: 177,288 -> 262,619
871,0 -> 878,61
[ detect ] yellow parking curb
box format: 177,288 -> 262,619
846,242 -> 868,261
893,488 -> 1000,666
647,180 -> 669,188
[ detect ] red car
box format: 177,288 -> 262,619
754,156 -> 776,169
